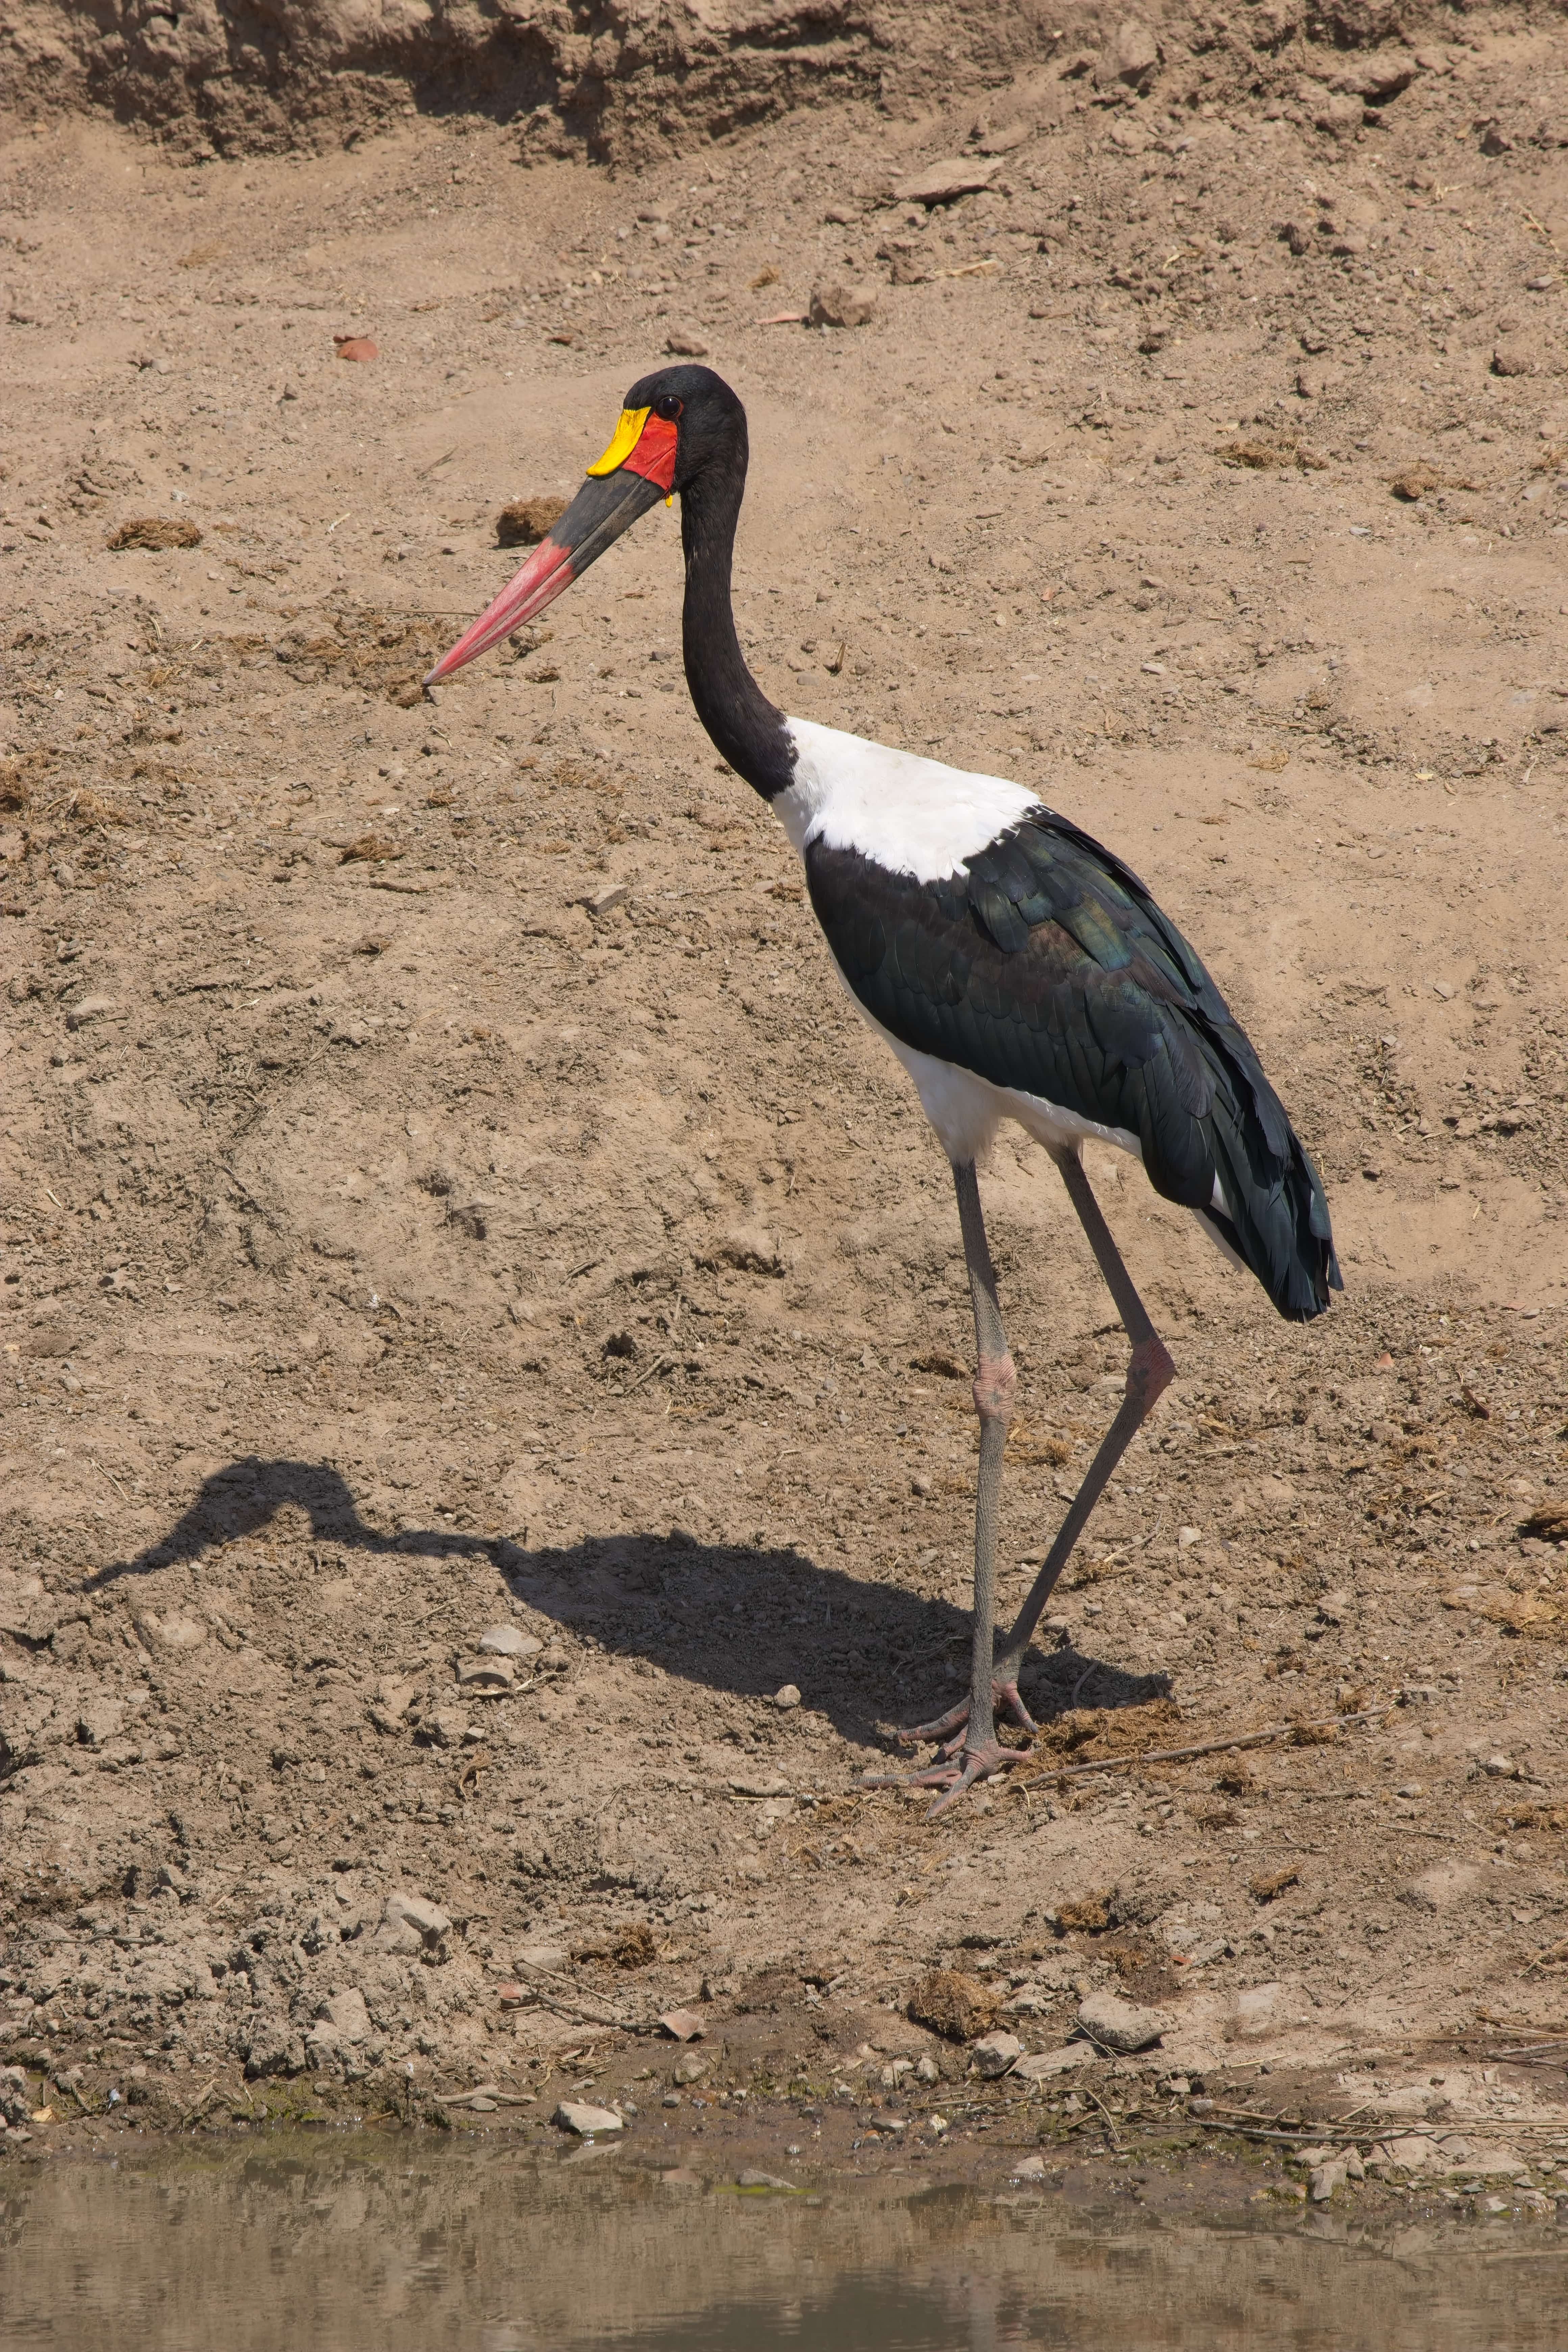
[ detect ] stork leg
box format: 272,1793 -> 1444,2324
875,1158 -> 1033,1817
878,1146 -> 1175,1811
989,1147 -> 1175,1693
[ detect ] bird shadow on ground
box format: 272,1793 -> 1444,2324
79,1456 -> 1169,1755
79,1456 -> 500,1587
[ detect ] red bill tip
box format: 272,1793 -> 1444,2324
424,535 -> 577,686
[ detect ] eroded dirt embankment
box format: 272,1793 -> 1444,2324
3,0 -> 1521,162
3,0 -> 1568,2214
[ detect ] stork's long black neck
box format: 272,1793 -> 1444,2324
679,437 -> 796,802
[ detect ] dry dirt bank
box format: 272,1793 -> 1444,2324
2,16 -> 1568,2211
5,0 -> 1110,164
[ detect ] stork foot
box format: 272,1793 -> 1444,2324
896,1674 -> 1038,1752
860,1734 -> 1030,1818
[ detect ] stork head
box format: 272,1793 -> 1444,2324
424,365 -> 745,686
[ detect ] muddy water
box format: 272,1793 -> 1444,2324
1,2141 -> 1562,2351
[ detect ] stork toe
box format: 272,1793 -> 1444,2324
896,1675 -> 1038,1750
861,1734 -> 1031,1817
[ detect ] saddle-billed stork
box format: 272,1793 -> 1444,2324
426,366 -> 1341,1812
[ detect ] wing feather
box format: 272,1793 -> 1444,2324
805,812 -> 1340,1321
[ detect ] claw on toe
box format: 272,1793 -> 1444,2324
861,1735 -> 1030,1817
864,1666 -> 1038,1812
896,1675 -> 1037,1750
896,1699 -> 969,1749
913,1738 -> 1030,1819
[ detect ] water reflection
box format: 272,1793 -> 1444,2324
1,2140 -> 1561,2352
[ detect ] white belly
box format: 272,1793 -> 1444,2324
827,956 -> 1243,1256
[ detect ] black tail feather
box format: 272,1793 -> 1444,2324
1198,1030 -> 1341,1322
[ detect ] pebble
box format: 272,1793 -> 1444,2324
333,335 -> 378,362
383,1891 -> 451,1949
1095,16 -> 1161,92
76,1697 -> 126,1750
478,1625 -> 542,1659
659,2009 -> 706,2042
736,2169 -> 795,2190
554,2101 -> 623,2135
311,1987 -> 371,2045
1077,1991 -> 1166,2054
808,281 -> 878,329
914,2055 -> 940,2085
665,328 -> 709,358
64,995 -> 117,1032
1484,1755 -> 1517,1777
1014,2044 -> 1095,2081
970,2031 -> 1023,2080
1010,2155 -> 1048,2180
672,2052 -> 710,2086
517,1943 -> 570,1973
771,1684 -> 801,1710
1231,1983 -> 1281,2040
892,157 -> 1001,205
423,1708 -> 471,1747
1492,340 -> 1536,378
458,1659 -> 515,1696
974,119 -> 1031,155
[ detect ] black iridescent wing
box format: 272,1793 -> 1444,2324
804,812 -> 1340,1321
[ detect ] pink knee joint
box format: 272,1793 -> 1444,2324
973,1352 -> 1016,1421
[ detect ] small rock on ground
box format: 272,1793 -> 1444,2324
1014,2044 -> 1095,2081
891,157 -> 1001,205
809,282 -> 878,329
479,1624 -> 542,1657
1077,1990 -> 1165,2054
970,2031 -> 1023,2080
554,2101 -> 623,2135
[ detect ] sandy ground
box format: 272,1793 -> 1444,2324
3,27 -> 1568,2207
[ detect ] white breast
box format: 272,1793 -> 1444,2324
774,716 -> 1042,884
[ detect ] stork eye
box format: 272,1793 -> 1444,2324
653,394 -> 684,421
